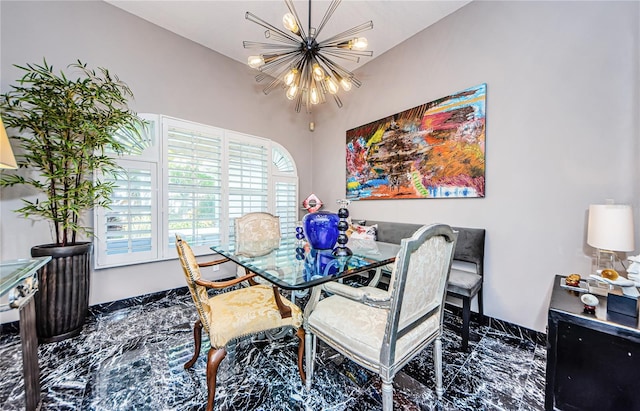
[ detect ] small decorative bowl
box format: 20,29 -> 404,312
580,293 -> 599,314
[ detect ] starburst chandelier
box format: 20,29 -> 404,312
244,0 -> 373,113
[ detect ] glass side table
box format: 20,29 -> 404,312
1,257 -> 51,411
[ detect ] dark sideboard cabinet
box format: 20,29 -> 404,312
546,275 -> 640,411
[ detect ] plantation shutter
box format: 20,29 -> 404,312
227,136 -> 269,243
166,120 -> 223,253
272,144 -> 298,246
274,180 -> 298,246
95,160 -> 157,266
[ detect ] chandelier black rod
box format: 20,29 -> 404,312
314,0 -> 342,40
284,0 -> 307,40
245,12 -> 300,44
261,29 -> 303,46
318,51 -> 360,63
315,54 -> 362,88
319,49 -> 372,62
243,41 -> 300,50
258,53 -> 304,76
319,21 -> 374,45
316,53 -> 354,77
308,0 -> 312,36
260,60 -> 300,94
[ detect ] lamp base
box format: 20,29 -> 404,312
592,249 -> 616,274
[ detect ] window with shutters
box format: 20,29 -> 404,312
164,119 -> 224,254
272,145 -> 298,248
94,115 -> 298,268
226,134 -> 269,245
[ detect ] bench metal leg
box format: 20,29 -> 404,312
461,296 -> 471,352
477,289 -> 485,325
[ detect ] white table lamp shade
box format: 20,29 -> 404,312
587,204 -> 635,252
0,118 -> 18,169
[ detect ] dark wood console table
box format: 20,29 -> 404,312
546,274 -> 640,411
0,257 -> 51,411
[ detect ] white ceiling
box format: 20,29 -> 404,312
106,1 -> 471,71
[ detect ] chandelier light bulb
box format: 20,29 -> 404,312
310,86 -> 320,105
247,55 -> 264,68
284,68 -> 298,86
351,37 -> 368,50
340,77 -> 352,91
312,64 -> 324,82
325,77 -> 339,94
282,13 -> 299,34
286,84 -> 298,100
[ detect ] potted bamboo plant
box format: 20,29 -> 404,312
0,59 -> 144,342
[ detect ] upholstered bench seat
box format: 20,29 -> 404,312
447,268 -> 482,299
353,219 -> 486,351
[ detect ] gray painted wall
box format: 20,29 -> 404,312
1,1 -> 638,332
0,1 -> 314,322
312,0 -> 640,332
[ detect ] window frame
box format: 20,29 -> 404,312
94,115 -> 298,269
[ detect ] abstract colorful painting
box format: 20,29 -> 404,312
346,83 -> 486,200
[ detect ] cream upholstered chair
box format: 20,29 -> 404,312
304,224 -> 457,411
235,212 -> 281,257
175,235 -> 305,411
234,212 -> 311,303
234,212 -> 281,283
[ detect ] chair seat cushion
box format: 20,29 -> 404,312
308,294 -> 440,368
447,268 -> 482,298
207,284 -> 302,347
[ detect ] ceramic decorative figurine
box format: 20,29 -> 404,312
627,255 -> 640,286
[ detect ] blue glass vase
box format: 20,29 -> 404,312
302,211 -> 339,250
303,249 -> 341,281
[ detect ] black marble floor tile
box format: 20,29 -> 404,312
518,344 -> 547,411
0,288 -> 547,411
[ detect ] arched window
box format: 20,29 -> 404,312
94,115 -> 299,268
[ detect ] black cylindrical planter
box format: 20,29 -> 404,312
31,242 -> 92,343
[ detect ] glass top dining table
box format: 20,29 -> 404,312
210,240 -> 400,290
0,257 -> 51,298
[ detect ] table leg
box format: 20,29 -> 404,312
20,296 -> 40,411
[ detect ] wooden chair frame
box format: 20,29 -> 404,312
176,235 -> 304,411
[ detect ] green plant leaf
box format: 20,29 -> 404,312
1,59 -> 145,246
